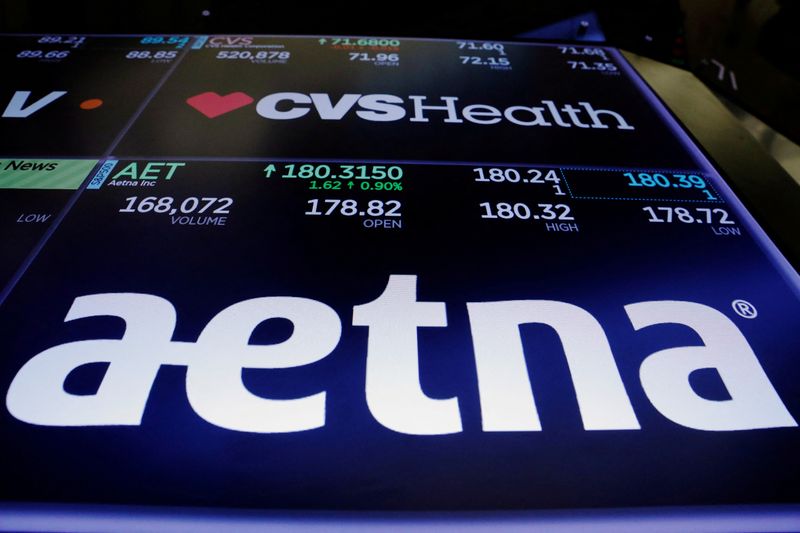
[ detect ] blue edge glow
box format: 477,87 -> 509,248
2,503 -> 800,532
3,40 -> 800,532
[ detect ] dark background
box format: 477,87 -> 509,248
0,36 -> 182,157
114,40 -> 695,168
0,1 -> 685,43
2,160 -> 799,511
3,0 -> 796,146
1,0 -> 799,515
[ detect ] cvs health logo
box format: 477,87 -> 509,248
184,91 -> 637,129
185,91 -> 254,118
207,36 -> 254,47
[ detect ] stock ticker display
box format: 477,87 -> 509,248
1,34 -> 799,515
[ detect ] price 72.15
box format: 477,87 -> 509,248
460,56 -> 510,66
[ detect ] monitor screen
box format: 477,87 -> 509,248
1,34 -> 799,531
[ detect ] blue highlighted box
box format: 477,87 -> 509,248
87,159 -> 119,190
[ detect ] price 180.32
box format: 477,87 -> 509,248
480,202 -> 573,221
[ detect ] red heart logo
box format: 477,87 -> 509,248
186,91 -> 254,118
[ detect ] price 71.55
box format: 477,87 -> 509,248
568,61 -> 617,71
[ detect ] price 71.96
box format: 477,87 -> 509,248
349,52 -> 398,62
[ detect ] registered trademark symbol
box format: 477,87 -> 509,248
731,299 -> 757,319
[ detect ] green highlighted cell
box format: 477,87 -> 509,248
0,159 -> 98,190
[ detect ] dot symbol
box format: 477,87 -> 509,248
533,215 -> 539,219
80,98 -> 103,110
359,211 -> 364,215
695,218 -> 702,223
170,209 -> 176,215
523,179 -> 528,183
672,184 -> 678,187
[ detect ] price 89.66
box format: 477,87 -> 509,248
17,50 -> 70,59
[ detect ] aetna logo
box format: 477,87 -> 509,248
6,275 -> 795,435
185,91 -> 636,130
